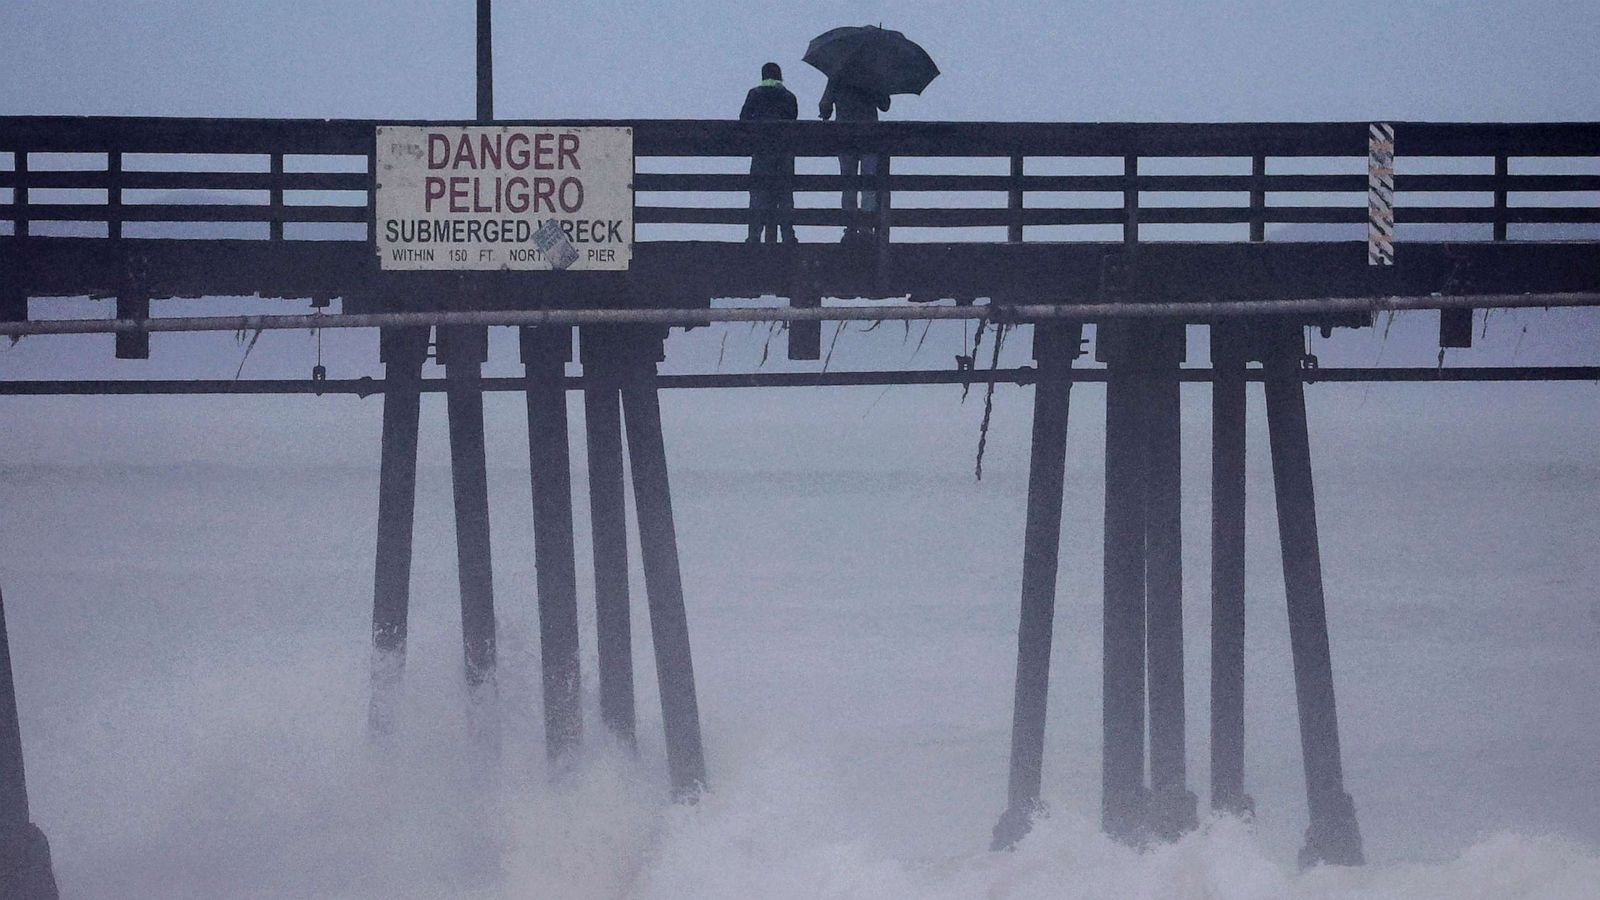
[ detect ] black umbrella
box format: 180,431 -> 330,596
803,25 -> 940,97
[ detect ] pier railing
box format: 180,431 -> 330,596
4,117 -> 1599,245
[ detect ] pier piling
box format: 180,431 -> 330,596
522,326 -> 584,761
1144,324 -> 1197,839
0,586 -> 58,900
1208,323 -> 1252,816
1100,324 -> 1151,842
368,327 -> 429,738
620,330 -> 707,799
1262,324 -> 1364,867
993,322 -> 1079,850
582,327 -> 638,748
439,325 -> 500,752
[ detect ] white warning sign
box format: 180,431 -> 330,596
375,125 -> 632,271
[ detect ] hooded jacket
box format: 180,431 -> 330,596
740,79 -> 798,176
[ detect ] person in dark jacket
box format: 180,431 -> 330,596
819,77 -> 891,240
739,62 -> 799,243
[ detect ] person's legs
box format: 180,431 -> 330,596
778,180 -> 796,243
861,154 -> 879,215
839,153 -> 862,238
750,157 -> 784,243
748,186 -> 776,243
838,154 -> 861,213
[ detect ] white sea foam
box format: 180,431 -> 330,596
2,375 -> 1597,897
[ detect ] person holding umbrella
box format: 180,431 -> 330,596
805,25 -> 939,242
818,79 -> 891,241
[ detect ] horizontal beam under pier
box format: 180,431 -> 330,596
1,367 -> 1596,397
6,239 -> 1600,306
6,291 -> 1600,339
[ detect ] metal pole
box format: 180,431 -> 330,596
581,327 -> 637,747
368,327 -> 428,738
1143,324 -> 1197,840
1101,324 -> 1149,842
993,322 -> 1078,851
620,332 -> 707,799
0,585 -> 60,900
439,325 -> 499,752
1208,323 -> 1251,816
1263,323 -> 1364,868
2,366 -> 1599,398
522,326 -> 583,761
6,291 -> 1600,338
476,0 -> 493,122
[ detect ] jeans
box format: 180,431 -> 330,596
839,153 -> 880,223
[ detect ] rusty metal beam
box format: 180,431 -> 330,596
0,366 -> 1595,397
4,292 -> 1600,338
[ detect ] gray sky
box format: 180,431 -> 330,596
5,1 -> 1599,122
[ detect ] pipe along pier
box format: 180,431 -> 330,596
4,115 -> 1600,888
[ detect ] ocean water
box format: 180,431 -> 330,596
1,371 -> 1598,897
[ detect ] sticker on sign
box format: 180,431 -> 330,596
375,125 -> 632,271
533,218 -> 581,271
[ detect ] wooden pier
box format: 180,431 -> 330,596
3,111 -> 1600,888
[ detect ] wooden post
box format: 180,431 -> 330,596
439,325 -> 499,751
619,331 -> 707,799
114,295 -> 150,360
874,154 -> 893,279
787,291 -> 821,362
0,586 -> 60,900
1248,155 -> 1266,243
1122,155 -> 1139,246
992,322 -> 1079,850
521,326 -> 583,761
1100,323 -> 1149,842
1143,323 -> 1197,840
268,153 -> 284,243
1262,324 -> 1364,868
1492,155 -> 1508,243
13,151 -> 27,242
581,327 -> 637,747
1007,155 -> 1025,244
368,327 -> 428,738
1209,323 -> 1252,815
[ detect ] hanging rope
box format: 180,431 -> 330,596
973,320 -> 1009,481
233,326 -> 265,379
960,315 -> 988,402
821,320 -> 848,373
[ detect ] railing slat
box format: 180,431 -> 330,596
1008,156 -> 1024,243
1123,155 -> 1138,244
19,203 -> 368,223
13,152 -> 27,239
6,117 -> 1600,158
269,153 -> 284,241
1400,206 -> 1600,224
0,171 -> 368,191
108,150 -> 122,240
1494,157 -> 1509,241
1250,156 -> 1266,241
